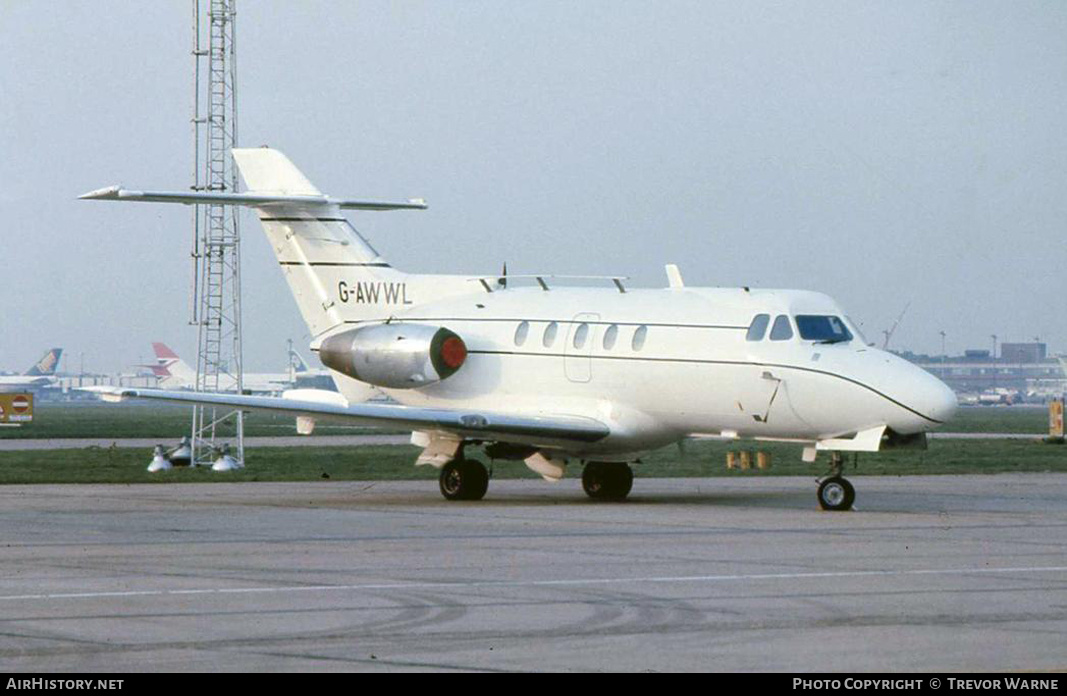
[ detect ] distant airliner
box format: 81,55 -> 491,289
81,149 -> 956,510
0,348 -> 63,391
149,342 -> 324,394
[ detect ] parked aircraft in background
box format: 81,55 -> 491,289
148,343 -> 197,389
82,148 -> 957,510
149,342 -> 329,394
0,349 -> 63,391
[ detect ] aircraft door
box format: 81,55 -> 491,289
564,312 -> 599,383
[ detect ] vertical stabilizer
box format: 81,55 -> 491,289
152,343 -> 198,388
290,350 -> 311,374
233,148 -> 412,336
25,349 -> 62,376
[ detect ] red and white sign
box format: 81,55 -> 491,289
12,396 -> 29,413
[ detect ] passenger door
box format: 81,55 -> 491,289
564,313 -> 599,383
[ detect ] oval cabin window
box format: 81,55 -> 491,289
514,321 -> 530,346
543,321 -> 559,347
603,324 -> 618,350
632,325 -> 648,351
573,323 -> 589,349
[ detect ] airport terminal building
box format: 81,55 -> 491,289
901,342 -> 1065,402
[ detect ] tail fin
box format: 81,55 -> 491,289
25,348 -> 62,376
146,365 -> 171,378
151,343 -> 197,388
232,148 -> 415,336
81,147 -> 481,341
151,342 -> 180,361
289,349 -> 311,374
229,148 -> 322,196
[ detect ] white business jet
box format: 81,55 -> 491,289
81,148 -> 956,510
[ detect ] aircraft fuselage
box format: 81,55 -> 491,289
316,284 -> 957,458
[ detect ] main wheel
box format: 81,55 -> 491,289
582,462 -> 633,501
817,476 -> 855,511
439,459 -> 490,501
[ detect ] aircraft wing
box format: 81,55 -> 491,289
88,388 -> 610,446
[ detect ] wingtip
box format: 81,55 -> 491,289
78,185 -> 122,200
75,385 -> 129,403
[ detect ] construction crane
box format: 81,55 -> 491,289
881,302 -> 911,350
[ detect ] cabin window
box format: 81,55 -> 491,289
573,323 -> 589,349
603,324 -> 619,350
769,315 -> 793,341
632,325 -> 648,351
795,315 -> 853,343
746,314 -> 770,341
514,321 -> 530,346
543,321 -> 558,347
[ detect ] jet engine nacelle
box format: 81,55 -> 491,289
318,323 -> 468,389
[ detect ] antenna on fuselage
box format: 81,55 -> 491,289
665,264 -> 685,288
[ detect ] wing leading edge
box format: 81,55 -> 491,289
89,388 -> 610,446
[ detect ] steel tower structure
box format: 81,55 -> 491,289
190,0 -> 243,466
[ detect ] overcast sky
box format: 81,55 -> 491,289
2,0 -> 1065,373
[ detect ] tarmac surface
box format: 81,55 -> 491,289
1,475 -> 1066,672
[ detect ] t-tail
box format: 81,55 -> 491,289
232,148 -> 414,336
81,148 -> 484,341
25,348 -> 62,376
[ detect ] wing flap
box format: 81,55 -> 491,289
88,388 -> 610,446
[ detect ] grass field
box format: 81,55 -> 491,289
0,437 -> 1062,485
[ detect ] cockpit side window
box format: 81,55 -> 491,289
795,315 -> 853,343
746,314 -> 770,341
769,314 -> 794,341
845,316 -> 868,345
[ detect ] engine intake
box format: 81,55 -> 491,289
318,323 -> 467,389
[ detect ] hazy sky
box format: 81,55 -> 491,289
2,0 -> 1066,373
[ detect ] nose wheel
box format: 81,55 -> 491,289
816,452 -> 855,511
817,476 -> 855,511
582,462 -> 633,501
439,458 -> 490,501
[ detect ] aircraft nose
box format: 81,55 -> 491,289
914,371 -> 958,426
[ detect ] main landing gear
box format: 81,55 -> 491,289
816,452 -> 855,511
582,462 -> 634,501
439,458 -> 490,501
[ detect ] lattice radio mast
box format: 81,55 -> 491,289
190,0 -> 244,467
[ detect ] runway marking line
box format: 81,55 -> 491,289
3,565 -> 1067,603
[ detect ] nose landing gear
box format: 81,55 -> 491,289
816,452 -> 855,511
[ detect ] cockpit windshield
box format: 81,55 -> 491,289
795,315 -> 853,344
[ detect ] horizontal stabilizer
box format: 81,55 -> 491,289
79,186 -> 427,211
